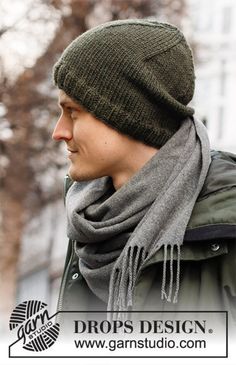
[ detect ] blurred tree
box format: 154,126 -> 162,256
0,0 -> 187,327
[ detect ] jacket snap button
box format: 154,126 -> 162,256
210,243 -> 220,252
72,273 -> 79,280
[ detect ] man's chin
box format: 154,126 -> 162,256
68,167 -> 94,182
68,169 -> 82,182
68,166 -> 106,182
68,166 -> 80,181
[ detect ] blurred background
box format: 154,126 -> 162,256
0,0 -> 236,333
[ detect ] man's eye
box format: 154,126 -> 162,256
67,107 -> 77,117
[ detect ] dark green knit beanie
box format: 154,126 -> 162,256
53,19 -> 195,147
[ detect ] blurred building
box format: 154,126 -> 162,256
188,0 -> 236,152
16,200 -> 67,314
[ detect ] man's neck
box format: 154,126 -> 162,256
111,147 -> 158,190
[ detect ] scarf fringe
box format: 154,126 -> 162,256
109,242 -> 182,321
161,243 -> 181,303
108,245 -> 147,320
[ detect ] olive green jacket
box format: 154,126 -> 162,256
57,150 -> 236,327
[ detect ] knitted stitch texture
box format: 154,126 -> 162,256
53,19 -> 195,147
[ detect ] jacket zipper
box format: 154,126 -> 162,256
57,175 -> 74,314
56,240 -> 77,316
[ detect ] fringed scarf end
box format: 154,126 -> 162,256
161,243 -> 181,304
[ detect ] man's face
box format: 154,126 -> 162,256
52,90 -> 133,182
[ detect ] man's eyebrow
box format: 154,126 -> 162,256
58,101 -> 74,107
58,100 -> 84,110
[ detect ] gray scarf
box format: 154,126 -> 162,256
66,117 -> 210,317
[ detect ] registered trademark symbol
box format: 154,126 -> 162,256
208,329 -> 213,334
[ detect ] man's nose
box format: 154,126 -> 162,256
52,115 -> 72,141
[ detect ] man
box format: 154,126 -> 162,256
52,19 -> 236,328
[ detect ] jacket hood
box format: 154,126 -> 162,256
185,150 -> 236,241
